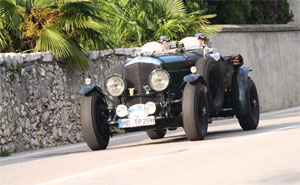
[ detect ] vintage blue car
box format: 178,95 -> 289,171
79,37 -> 260,150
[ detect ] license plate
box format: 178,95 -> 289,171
118,116 -> 155,128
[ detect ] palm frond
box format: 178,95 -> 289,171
200,25 -> 222,39
34,0 -> 59,8
60,14 -> 104,31
198,14 -> 218,19
35,27 -> 89,70
0,0 -> 22,30
152,0 -> 186,16
154,19 -> 185,40
0,31 -> 8,49
74,28 -> 114,50
60,1 -> 109,16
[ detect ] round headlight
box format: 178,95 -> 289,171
145,102 -> 156,115
85,77 -> 91,85
116,105 -> 128,118
105,75 -> 126,96
149,69 -> 170,91
190,66 -> 197,74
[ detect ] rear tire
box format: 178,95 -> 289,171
196,58 -> 224,114
80,91 -> 110,150
146,129 -> 167,139
237,78 -> 260,130
182,82 -> 209,140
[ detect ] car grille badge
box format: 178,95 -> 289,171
143,85 -> 151,94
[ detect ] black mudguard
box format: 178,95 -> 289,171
79,85 -> 113,105
183,74 -> 200,83
79,85 -> 103,96
231,67 -> 252,116
183,74 -> 207,85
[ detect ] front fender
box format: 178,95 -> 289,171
183,74 -> 207,86
231,67 -> 252,115
183,74 -> 200,83
79,85 -> 114,104
79,85 -> 102,96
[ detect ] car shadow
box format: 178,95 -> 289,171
108,121 -> 300,150
108,135 -> 188,150
206,121 -> 300,140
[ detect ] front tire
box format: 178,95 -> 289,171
146,129 -> 167,139
237,78 -> 260,130
182,82 -> 209,141
80,91 -> 110,150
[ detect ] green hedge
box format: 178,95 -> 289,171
184,0 -> 294,24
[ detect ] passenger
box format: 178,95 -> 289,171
157,35 -> 170,51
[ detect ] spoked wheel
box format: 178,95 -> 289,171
80,91 -> 110,150
146,129 -> 167,139
196,58 -> 224,114
237,78 -> 260,130
182,82 -> 209,141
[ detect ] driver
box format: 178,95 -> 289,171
194,32 -> 220,61
157,35 -> 170,51
194,32 -> 206,46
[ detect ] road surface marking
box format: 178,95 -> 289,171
0,133 -> 146,162
212,106 -> 300,124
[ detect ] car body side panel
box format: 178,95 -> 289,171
182,50 -> 204,65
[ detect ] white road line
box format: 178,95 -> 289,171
0,144 -> 86,162
1,106 -> 299,162
261,106 -> 300,116
36,124 -> 300,185
213,106 -> 300,124
233,125 -> 300,142
0,133 -> 146,162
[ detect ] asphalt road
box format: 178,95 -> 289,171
0,106 -> 300,185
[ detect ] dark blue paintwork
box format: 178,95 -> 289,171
231,67 -> 252,115
79,85 -> 114,104
79,85 -> 98,95
183,74 -> 200,83
158,55 -> 187,64
124,56 -> 162,67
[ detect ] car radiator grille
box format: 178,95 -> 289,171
124,63 -> 160,105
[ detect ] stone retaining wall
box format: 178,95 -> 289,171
0,49 -> 137,152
